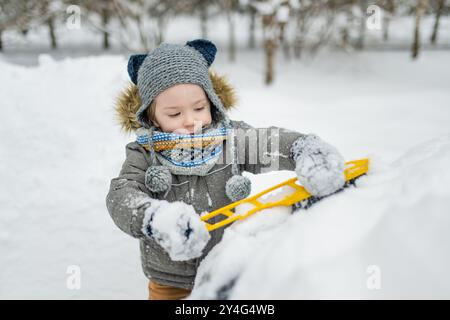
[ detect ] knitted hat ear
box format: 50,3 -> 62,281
127,54 -> 147,84
186,39 -> 217,67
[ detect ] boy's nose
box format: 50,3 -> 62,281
183,115 -> 201,134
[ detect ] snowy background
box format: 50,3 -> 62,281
1,6 -> 450,299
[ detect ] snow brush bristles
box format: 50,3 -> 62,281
201,158 -> 369,232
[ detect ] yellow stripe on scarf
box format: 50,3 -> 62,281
153,136 -> 227,152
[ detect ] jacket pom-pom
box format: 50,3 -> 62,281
145,166 -> 172,193
225,175 -> 251,202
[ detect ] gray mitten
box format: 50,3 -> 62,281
291,134 -> 346,198
142,200 -> 211,261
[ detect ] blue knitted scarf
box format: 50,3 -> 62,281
136,124 -> 229,175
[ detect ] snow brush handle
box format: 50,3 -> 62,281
201,158 -> 369,232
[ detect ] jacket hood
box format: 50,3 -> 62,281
114,69 -> 238,133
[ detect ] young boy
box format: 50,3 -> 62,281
106,39 -> 346,300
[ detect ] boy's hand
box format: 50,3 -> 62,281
291,134 -> 346,198
142,200 -> 211,261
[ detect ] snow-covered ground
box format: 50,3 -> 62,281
1,15 -> 450,299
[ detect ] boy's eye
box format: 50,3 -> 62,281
168,113 -> 180,117
195,106 -> 206,111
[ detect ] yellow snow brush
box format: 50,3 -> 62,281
201,158 -> 369,232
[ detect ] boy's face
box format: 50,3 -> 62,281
153,83 -> 212,134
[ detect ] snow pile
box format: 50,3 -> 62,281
190,135 -> 450,299
143,200 -> 211,262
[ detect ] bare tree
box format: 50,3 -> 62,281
355,0 -> 368,50
292,0 -> 326,59
13,0 -> 34,35
292,0 -> 307,58
0,0 -> 63,50
277,0 -> 292,59
74,0 -> 116,49
46,1 -> 59,49
378,0 -> 396,41
411,0 -> 428,59
0,0 -> 17,51
108,0 -> 182,51
176,1 -> 223,41
251,0 -> 281,84
0,0 -> 33,50
237,0 -> 258,49
31,0 -> 65,50
217,0 -> 242,63
262,13 -> 277,84
198,0 -> 209,38
101,3 -> 111,49
293,0 -> 364,58
248,3 -> 257,49
430,0 -> 445,44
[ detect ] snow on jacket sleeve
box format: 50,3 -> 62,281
106,141 -> 154,240
232,120 -> 306,175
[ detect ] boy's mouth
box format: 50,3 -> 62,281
189,125 -> 211,135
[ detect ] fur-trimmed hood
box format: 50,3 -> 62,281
114,69 -> 238,133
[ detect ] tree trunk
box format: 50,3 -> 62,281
430,0 -> 444,44
47,16 -> 57,49
383,1 -> 395,42
227,10 -> 236,62
157,15 -> 165,45
411,0 -> 428,59
293,9 -> 306,59
136,15 -> 149,51
355,1 -> 366,50
102,8 -> 110,49
279,22 -> 291,60
265,39 -> 276,85
262,14 -> 278,85
383,15 -> 390,41
248,8 -> 256,49
200,3 -> 208,39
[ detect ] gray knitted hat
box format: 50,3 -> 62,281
127,39 -> 251,202
127,39 -> 230,129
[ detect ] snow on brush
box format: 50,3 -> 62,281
189,136 -> 450,299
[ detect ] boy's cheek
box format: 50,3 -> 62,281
159,120 -> 178,133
